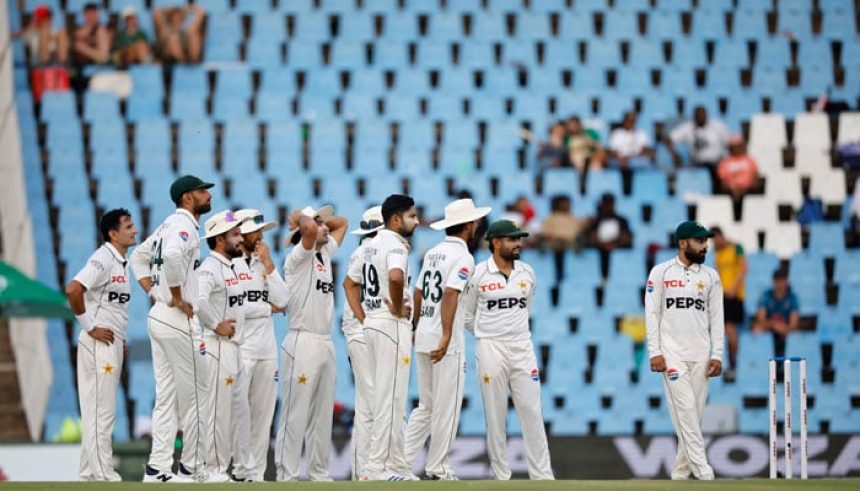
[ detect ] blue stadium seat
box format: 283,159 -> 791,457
789,251 -> 826,286
584,168 -> 622,199
607,249 -> 647,287
602,11 -> 640,40
648,10 -> 683,38
690,9 -> 727,40
542,168 -> 581,198
438,146 -> 476,175
353,147 -> 390,175
397,120 -> 435,150
443,120 -> 479,148
755,38 -> 792,69
223,119 -> 259,156
260,66 -> 297,94
391,69 -> 430,96
255,92 -> 292,122
602,283 -> 643,316
169,92 -> 207,122
584,39 -> 622,67
299,94 -> 336,119
834,250 -> 860,286
286,41 -> 323,69
675,167 -> 712,198
347,70 -> 385,96
330,40 -> 367,69
40,91 -> 77,123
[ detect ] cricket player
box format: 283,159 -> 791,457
645,220 -> 724,481
67,209 -> 137,481
274,205 -> 348,481
344,194 -> 419,481
462,220 -> 554,480
130,175 -> 214,482
340,205 -> 384,480
404,199 -> 491,480
231,209 -> 289,482
197,210 -> 248,482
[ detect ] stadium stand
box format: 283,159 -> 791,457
9,0 -> 860,441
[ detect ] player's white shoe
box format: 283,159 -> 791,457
205,473 -> 230,483
428,473 -> 460,480
360,472 -> 408,481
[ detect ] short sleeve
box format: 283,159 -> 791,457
74,252 -> 110,291
347,249 -> 364,282
284,242 -> 314,276
445,254 -> 475,292
387,243 -> 408,272
670,122 -> 691,144
790,293 -> 799,312
324,240 -> 339,257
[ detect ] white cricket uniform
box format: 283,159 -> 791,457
231,253 -> 289,481
130,208 -> 210,474
341,243 -> 374,480
275,240 -> 339,481
404,237 -> 473,478
74,243 -> 130,481
196,251 -> 247,477
346,229 -> 413,478
462,257 -> 554,480
645,256 -> 724,481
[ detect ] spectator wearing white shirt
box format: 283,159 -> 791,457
664,106 -> 730,169
609,111 -> 654,169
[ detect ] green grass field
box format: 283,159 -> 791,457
1,480 -> 857,490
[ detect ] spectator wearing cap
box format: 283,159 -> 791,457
154,4 -> 205,63
73,2 -> 111,66
113,7 -> 151,67
15,4 -> 69,66
754,268 -> 799,360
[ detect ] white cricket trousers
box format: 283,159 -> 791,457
346,336 -> 374,480
404,351 -> 465,478
477,338 -> 554,480
146,303 -> 211,475
232,357 -> 278,481
362,318 -> 412,478
202,335 -> 242,477
275,330 -> 336,481
77,331 -> 123,481
661,357 -> 714,480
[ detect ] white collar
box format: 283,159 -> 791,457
210,251 -> 234,268
444,236 -> 468,249
103,242 -> 126,263
675,255 -> 701,272
487,255 -> 522,274
175,208 -> 200,228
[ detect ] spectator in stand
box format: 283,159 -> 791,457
608,111 -> 654,169
717,135 -> 760,201
587,193 -> 633,277
72,3 -> 111,66
154,4 -> 205,64
754,268 -> 799,359
711,227 -> 747,382
565,116 -> 606,174
16,4 -> 69,66
664,106 -> 730,170
113,7 -> 151,67
536,122 -> 571,169
538,195 -> 590,283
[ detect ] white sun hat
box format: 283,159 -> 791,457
350,205 -> 384,236
286,205 -> 334,244
235,208 -> 277,234
203,210 -> 245,239
429,198 -> 492,230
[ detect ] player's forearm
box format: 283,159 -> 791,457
196,298 -> 218,331
265,271 -> 289,309
389,279 -> 404,315
343,278 -> 365,323
412,289 -> 422,331
65,282 -> 86,316
439,289 -> 459,341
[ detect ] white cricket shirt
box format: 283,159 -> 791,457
233,253 -> 289,359
414,237 -> 474,354
197,251 -> 247,344
644,256 -> 725,362
283,240 -> 339,336
130,209 -> 202,310
73,243 -> 131,340
341,243 -> 367,343
347,229 -> 411,324
462,256 -> 536,342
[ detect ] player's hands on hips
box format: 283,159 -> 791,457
169,296 -> 194,318
87,327 -> 115,345
271,304 -> 286,315
706,359 -> 722,377
650,355 -> 666,372
215,319 -> 236,338
429,338 -> 450,363
384,299 -> 409,319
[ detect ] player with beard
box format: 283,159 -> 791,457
230,209 -> 289,482
461,220 -> 554,480
196,210 -> 248,482
345,194 -> 419,481
275,205 -> 348,481
130,175 -> 214,482
645,221 -> 724,481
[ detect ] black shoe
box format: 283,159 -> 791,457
230,473 -> 246,482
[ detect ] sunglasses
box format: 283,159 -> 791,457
252,214 -> 265,224
360,219 -> 382,230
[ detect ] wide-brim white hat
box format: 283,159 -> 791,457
235,208 -> 277,234
430,199 -> 491,230
350,205 -> 384,236
203,210 -> 246,239
287,205 -> 334,244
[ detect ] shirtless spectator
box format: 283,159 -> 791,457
73,3 -> 111,66
154,4 -> 205,64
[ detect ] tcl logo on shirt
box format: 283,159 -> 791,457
666,297 -> 705,311
479,282 -> 506,292
487,297 -> 527,310
111,275 -> 127,283
237,272 -> 252,281
225,277 -> 239,286
664,280 -> 685,288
